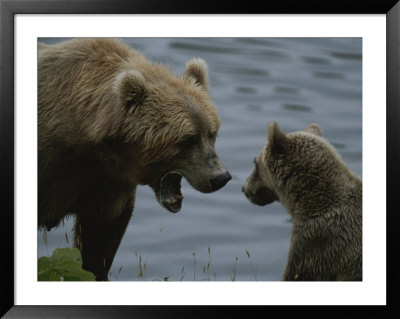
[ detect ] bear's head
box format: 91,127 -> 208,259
112,58 -> 231,213
243,122 -> 346,213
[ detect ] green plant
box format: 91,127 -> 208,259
38,248 -> 95,281
245,250 -> 257,281
192,251 -> 196,281
207,245 -> 217,281
231,256 -> 239,281
134,249 -> 147,280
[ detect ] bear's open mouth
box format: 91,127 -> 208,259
160,171 -> 184,213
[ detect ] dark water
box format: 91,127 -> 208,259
38,37 -> 362,281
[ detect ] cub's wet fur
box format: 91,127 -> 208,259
243,122 -> 362,281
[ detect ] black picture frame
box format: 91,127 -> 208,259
1,0 -> 399,318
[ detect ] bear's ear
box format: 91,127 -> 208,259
268,122 -> 289,155
183,58 -> 208,90
305,123 -> 323,137
114,70 -> 147,109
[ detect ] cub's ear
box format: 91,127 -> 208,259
114,70 -> 147,108
183,58 -> 208,90
305,123 -> 323,137
268,122 -> 289,155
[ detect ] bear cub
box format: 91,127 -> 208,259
243,122 -> 362,281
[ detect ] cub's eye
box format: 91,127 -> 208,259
208,132 -> 217,140
176,135 -> 199,149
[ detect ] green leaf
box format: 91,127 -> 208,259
38,248 -> 95,281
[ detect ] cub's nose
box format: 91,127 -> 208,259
210,171 -> 232,192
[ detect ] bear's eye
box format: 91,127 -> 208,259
177,135 -> 199,149
208,131 -> 217,140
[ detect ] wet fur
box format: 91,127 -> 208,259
243,122 -> 362,281
38,38 -> 227,280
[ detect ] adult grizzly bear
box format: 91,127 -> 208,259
242,122 -> 362,281
38,38 -> 231,280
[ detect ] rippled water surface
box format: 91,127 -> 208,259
38,37 -> 362,281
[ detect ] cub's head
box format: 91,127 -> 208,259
243,121 -> 341,209
113,58 -> 231,213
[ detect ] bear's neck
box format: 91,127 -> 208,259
283,172 -> 362,223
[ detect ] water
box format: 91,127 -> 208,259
38,37 -> 362,281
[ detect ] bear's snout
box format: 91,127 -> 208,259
242,178 -> 278,206
209,171 -> 232,192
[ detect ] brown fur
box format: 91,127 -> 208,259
38,38 -> 231,280
243,122 -> 362,281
